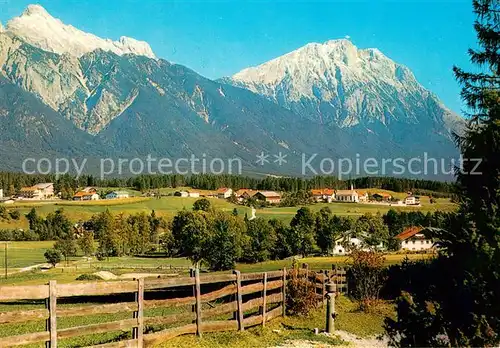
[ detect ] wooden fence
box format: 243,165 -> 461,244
328,265 -> 348,294
0,267 -> 329,348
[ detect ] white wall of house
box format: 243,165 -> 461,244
332,237 -> 364,255
405,196 -> 419,205
336,193 -> 359,203
218,189 -> 233,199
401,238 -> 434,251
106,192 -> 130,199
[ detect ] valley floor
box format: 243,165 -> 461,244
0,190 -> 457,230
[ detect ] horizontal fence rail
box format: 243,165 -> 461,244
0,265 -> 329,348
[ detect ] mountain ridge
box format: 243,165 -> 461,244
0,5 -> 463,178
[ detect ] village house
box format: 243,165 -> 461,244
217,188 -> 233,199
396,226 -> 434,252
73,191 -> 100,201
18,183 -> 54,200
188,191 -> 200,198
253,191 -> 282,204
81,187 -> 97,193
372,192 -> 392,201
174,191 -> 189,198
332,234 -> 385,255
234,189 -> 256,202
405,196 -> 421,206
106,191 -> 130,200
335,185 -> 359,203
311,189 -> 335,203
358,191 -> 369,203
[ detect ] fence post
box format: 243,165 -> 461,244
194,268 -> 202,337
282,267 -> 286,317
322,271 -> 327,305
261,272 -> 267,327
48,280 -> 57,348
233,270 -> 244,331
136,278 -> 144,347
302,263 -> 309,291
325,283 -> 336,334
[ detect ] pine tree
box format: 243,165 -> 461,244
442,0 -> 500,344
386,1 -> 500,346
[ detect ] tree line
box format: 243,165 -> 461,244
16,200 -> 454,271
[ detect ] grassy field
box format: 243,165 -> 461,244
0,241 -> 433,286
0,241 -> 54,270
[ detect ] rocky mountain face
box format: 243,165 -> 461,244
0,5 -> 463,177
223,39 -> 464,136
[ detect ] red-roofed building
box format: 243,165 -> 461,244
217,188 -> 233,199
235,189 -> 256,202
396,227 -> 434,251
253,191 -> 282,204
73,191 -> 100,201
311,189 -> 335,202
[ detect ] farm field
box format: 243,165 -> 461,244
0,187 -> 457,229
0,241 -> 54,270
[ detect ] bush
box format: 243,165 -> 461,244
76,274 -> 101,281
0,229 -> 39,241
9,210 -> 20,220
44,249 -> 62,267
95,251 -> 107,261
13,229 -> 39,241
193,198 -> 211,212
285,268 -> 319,316
348,250 -> 386,311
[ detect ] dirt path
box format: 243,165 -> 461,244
334,330 -> 388,347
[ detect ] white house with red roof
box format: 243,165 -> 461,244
396,227 -> 434,251
217,188 -> 233,199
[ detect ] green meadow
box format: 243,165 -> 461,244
0,187 -> 457,230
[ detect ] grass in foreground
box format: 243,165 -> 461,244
165,296 -> 391,348
0,247 -> 433,285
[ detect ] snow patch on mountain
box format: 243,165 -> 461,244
6,4 -> 156,59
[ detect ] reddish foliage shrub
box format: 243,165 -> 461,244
285,268 -> 319,316
348,249 -> 387,312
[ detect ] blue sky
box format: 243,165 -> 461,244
1,0 -> 477,114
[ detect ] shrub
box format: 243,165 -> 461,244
285,268 -> 319,316
95,251 -> 107,261
193,198 -> 211,212
44,249 -> 62,267
9,210 -> 20,220
348,249 -> 386,311
76,274 -> 101,281
13,229 -> 39,241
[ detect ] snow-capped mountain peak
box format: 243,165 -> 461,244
231,39 -> 413,90
5,4 -> 156,59
226,39 -> 463,132
22,4 -> 50,17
